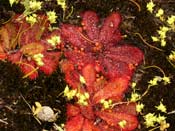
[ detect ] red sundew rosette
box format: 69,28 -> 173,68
0,15 -> 64,79
0,14 -> 62,79
64,64 -> 139,131
61,10 -> 143,131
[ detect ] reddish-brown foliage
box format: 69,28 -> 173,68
60,11 -> 143,131
0,15 -> 63,79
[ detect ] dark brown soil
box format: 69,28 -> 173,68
1,0 -> 175,131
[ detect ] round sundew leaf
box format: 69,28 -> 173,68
65,114 -> 84,131
99,12 -> 121,44
92,77 -> 129,104
20,42 -> 45,56
39,52 -> 60,75
95,110 -> 138,131
82,64 -> 96,86
105,45 -> 144,65
61,24 -> 88,49
67,104 -> 80,118
81,11 -> 100,41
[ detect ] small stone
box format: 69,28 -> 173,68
36,106 -> 57,122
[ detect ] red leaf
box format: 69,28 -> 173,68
67,104 -> 80,118
105,46 -> 144,65
99,12 -> 121,44
39,52 -> 60,75
60,60 -> 74,73
81,11 -> 100,41
82,119 -> 93,131
61,24 -> 88,49
7,52 -> 22,63
92,77 -> 129,104
65,70 -> 80,89
113,103 -> 137,116
65,114 -> 84,131
95,111 -> 138,131
80,104 -> 94,120
65,50 -> 94,67
99,57 -> 132,79
82,64 -> 96,86
0,53 -> 6,60
20,42 -> 45,56
19,60 -> 38,79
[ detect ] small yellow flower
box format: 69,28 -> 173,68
155,101 -> 167,113
100,99 -> 113,109
162,76 -> 171,85
84,92 -> 90,99
146,0 -> 155,13
26,14 -> 37,25
158,26 -> 169,40
64,85 -> 69,94
9,0 -> 19,6
46,11 -> 58,24
156,115 -> 166,123
76,92 -> 89,106
156,8 -> 164,18
136,103 -> 144,113
63,85 -> 77,100
160,120 -> 170,131
118,120 -> 127,128
47,35 -> 61,47
151,36 -> 159,42
32,101 -> 42,115
161,39 -> 166,47
144,113 -> 157,128
130,92 -> 141,102
148,77 -> 159,86
79,75 -> 86,84
29,1 -> 42,11
131,82 -> 136,89
57,0 -> 66,11
32,53 -> 44,66
167,15 -> 175,25
169,51 -> 175,59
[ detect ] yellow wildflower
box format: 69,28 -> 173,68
161,39 -> 166,47
155,101 -> 167,113
100,99 -> 112,109
160,120 -> 170,131
26,14 -> 37,25
32,101 -> 42,115
9,0 -> 19,6
118,120 -> 127,128
57,0 -> 66,11
162,76 -> 171,85
47,35 -> 61,47
148,77 -> 159,86
79,75 -> 86,84
144,113 -> 157,127
29,1 -> 42,11
167,15 -> 175,25
156,115 -> 166,123
130,92 -> 141,102
46,11 -> 58,23
156,8 -> 164,18
151,36 -> 159,42
146,0 -> 155,13
136,103 -> 144,113
32,53 -> 44,66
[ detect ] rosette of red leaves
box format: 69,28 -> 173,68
60,11 -> 144,131
0,15 -> 63,79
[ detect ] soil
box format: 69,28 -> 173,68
0,0 -> 175,131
